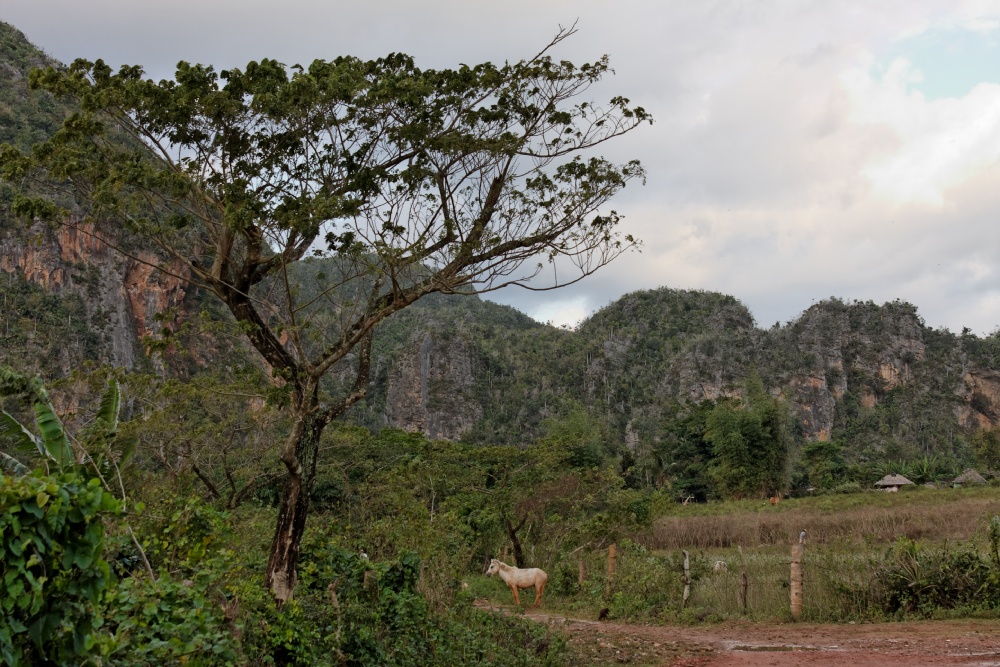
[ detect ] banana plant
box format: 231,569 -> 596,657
0,367 -> 120,476
0,368 -> 73,474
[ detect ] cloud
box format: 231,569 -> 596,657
6,1 -> 1000,334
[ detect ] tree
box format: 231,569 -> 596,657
801,439 -> 845,490
0,27 -> 650,601
704,376 -> 793,499
971,427 -> 1000,474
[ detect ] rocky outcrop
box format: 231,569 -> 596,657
0,219 -> 189,370
385,330 -> 481,440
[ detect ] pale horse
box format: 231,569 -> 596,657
485,558 -> 548,607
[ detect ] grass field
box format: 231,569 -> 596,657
649,485 -> 1000,548
470,486 -> 1000,624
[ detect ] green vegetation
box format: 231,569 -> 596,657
7,15 -> 1000,666
5,367 -> 1000,664
1,25 -> 650,602
0,472 -> 121,666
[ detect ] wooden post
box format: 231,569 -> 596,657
606,544 -> 617,596
790,543 -> 803,619
682,550 -> 691,608
578,559 -> 587,588
738,545 -> 748,614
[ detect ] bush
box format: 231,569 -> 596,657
877,538 -> 1000,615
605,541 -> 689,620
238,544 -> 568,667
102,573 -> 239,666
0,472 -> 121,666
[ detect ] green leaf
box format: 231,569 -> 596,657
33,401 -> 72,470
95,379 -> 121,434
0,450 -> 29,476
0,410 -> 41,456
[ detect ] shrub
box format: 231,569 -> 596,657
239,543 -> 568,666
102,573 -> 239,666
0,472 -> 121,666
877,538 -> 1000,614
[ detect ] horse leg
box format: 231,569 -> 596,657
509,584 -> 520,606
533,581 -> 546,608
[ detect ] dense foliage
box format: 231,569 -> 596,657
0,472 -> 121,666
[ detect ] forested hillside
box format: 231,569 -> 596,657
3,19 -> 1000,495
7,19 -> 1000,666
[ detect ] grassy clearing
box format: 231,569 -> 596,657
649,486 -> 1000,549
471,487 -> 1000,625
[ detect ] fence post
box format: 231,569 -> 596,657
790,542 -> 803,619
682,550 -> 691,608
606,543 -> 617,596
738,545 -> 748,614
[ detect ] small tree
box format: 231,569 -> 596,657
0,369 -> 124,665
705,376 -> 793,499
0,28 -> 650,600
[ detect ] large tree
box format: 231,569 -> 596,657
0,28 -> 650,600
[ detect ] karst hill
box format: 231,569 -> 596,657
2,20 -> 999,468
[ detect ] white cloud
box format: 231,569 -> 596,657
841,57 -> 1000,205
7,0 -> 1000,334
527,296 -> 590,330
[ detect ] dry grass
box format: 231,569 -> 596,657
647,488 -> 1000,550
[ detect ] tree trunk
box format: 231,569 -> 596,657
504,514 -> 528,568
265,409 -> 323,603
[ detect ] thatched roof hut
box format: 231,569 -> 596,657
953,469 -> 987,486
874,473 -> 914,490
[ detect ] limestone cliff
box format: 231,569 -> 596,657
384,330 -> 481,441
0,219 -> 188,371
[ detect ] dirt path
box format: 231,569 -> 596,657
520,609 -> 1000,666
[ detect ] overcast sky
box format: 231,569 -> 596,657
5,1 -> 1000,333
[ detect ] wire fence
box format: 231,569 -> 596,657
551,541 -> 893,622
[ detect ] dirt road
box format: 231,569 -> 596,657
524,610 -> 1000,666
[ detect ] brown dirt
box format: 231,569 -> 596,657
521,609 -> 1000,666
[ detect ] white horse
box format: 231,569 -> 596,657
485,558 -> 548,607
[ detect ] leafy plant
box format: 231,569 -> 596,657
0,472 -> 121,666
0,367 -> 74,471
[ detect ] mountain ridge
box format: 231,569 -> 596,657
2,20 -> 998,482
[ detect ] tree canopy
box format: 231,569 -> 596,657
0,27 -> 651,600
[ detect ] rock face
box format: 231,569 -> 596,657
775,300 -> 929,441
360,290 -> 1000,456
385,330 -> 481,441
0,220 -> 188,371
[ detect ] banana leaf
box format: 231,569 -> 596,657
95,379 -> 121,434
34,400 -> 72,469
0,450 -> 28,475
0,408 -> 42,455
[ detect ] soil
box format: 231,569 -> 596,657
520,609 -> 1000,666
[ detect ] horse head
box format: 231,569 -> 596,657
485,558 -> 500,576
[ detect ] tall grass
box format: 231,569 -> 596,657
469,488 -> 1000,624
648,488 -> 1000,549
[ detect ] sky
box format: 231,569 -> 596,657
4,1 -> 1000,334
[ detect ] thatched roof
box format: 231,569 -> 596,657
874,473 -> 914,487
953,469 -> 987,485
